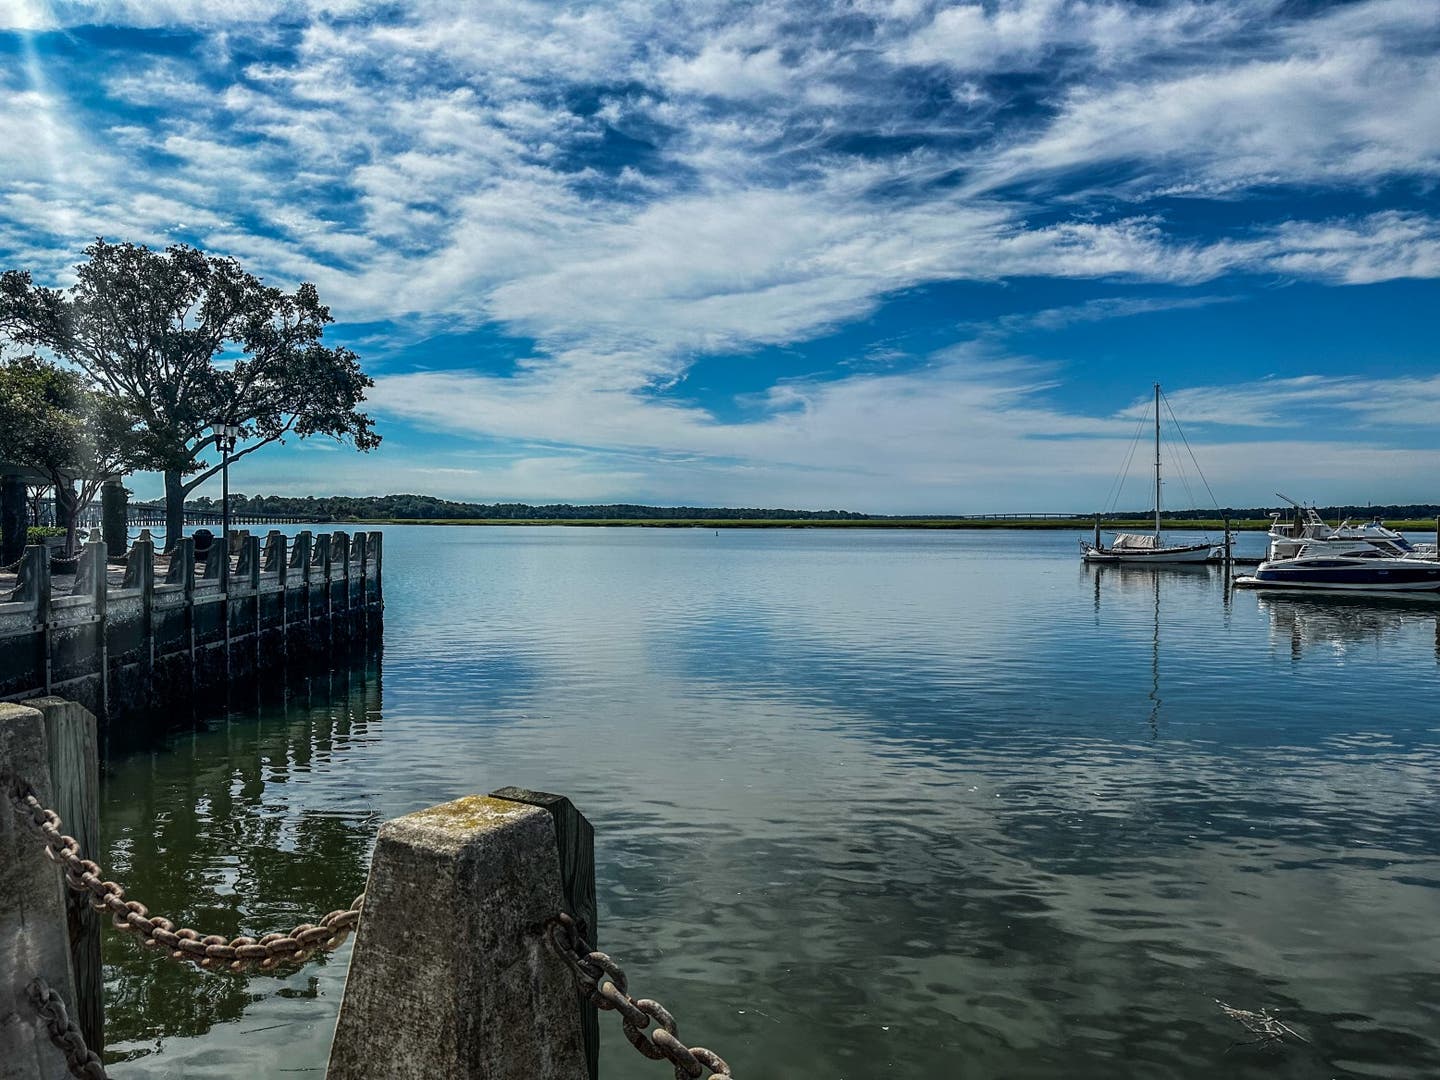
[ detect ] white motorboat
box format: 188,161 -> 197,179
1266,495 -> 1438,562
1235,536 -> 1440,593
1081,384 -> 1229,565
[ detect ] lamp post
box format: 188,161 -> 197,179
215,423 -> 241,558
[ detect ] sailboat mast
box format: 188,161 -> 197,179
1154,383 -> 1162,538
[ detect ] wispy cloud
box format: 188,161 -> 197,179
1,0 -> 1437,508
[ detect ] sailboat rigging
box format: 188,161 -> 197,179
1081,384 -> 1229,565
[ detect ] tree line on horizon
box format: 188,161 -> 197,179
162,493 -> 874,520
133,493 -> 1440,523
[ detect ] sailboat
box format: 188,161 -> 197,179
1081,384 -> 1229,565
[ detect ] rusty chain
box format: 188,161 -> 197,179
28,978 -> 108,1080
547,911 -> 734,1080
11,784 -> 363,973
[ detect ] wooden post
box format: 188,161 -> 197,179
85,541 -> 109,719
130,537 -> 155,677
327,795 -> 589,1080
354,532 -> 368,639
26,698 -> 102,1056
244,534 -> 261,645
0,703 -> 80,1080
369,531 -> 383,604
1223,516 -> 1232,565
336,532 -> 350,620
177,536 -> 196,671
491,788 -> 598,1080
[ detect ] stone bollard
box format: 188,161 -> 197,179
27,698 -> 102,1056
0,703 -> 81,1080
327,795 -> 590,1080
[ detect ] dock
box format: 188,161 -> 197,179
0,530 -> 381,729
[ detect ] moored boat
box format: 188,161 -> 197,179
1234,537 -> 1440,592
1081,531 -> 1220,564
1081,383 -> 1230,565
1266,495 -> 1438,562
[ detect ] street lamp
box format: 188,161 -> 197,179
214,423 -> 241,558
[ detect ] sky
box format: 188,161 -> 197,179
0,0 -> 1438,514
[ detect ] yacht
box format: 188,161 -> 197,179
1235,536 -> 1440,593
1266,497 -> 1437,562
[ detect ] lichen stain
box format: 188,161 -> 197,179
403,795 -> 529,834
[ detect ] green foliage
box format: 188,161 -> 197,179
26,526 -> 66,543
0,240 -> 380,528
0,354 -> 150,551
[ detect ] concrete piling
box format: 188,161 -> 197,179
0,703 -> 81,1080
327,795 -> 590,1080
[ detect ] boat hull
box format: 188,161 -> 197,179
1082,543 -> 1219,564
1236,562 -> 1440,592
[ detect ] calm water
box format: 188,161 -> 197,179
98,527 -> 1440,1078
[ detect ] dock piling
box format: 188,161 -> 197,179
0,703 -> 84,1080
327,795 -> 590,1080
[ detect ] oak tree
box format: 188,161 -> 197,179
0,240 -> 380,546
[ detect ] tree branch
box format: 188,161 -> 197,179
179,429 -> 287,493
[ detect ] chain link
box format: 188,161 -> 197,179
547,912 -> 735,1079
10,783 -> 363,973
27,978 -> 108,1080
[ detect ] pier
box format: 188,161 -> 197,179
0,699 -> 731,1079
0,530 -> 382,728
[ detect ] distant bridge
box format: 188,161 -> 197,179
957,512 -> 1093,520
25,497 -> 325,529
126,504 -> 326,527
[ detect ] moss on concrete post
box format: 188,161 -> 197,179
0,703 -> 79,1080
327,795 -> 589,1080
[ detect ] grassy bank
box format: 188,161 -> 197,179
338,516 -> 1301,530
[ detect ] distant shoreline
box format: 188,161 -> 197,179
334,516 -> 1339,530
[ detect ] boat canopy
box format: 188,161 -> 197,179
1110,533 -> 1161,550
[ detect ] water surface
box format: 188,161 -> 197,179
100,527 -> 1440,1078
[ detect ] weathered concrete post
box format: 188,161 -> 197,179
125,536 -> 156,676
0,473 -> 26,566
101,481 -> 128,557
0,703 -> 80,1080
492,788 -> 598,1080
26,698 -> 102,1057
78,540 -> 109,718
327,795 -> 589,1080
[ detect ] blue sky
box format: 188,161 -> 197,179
1,0 -> 1438,513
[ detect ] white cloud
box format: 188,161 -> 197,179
2,0 -> 1439,509
970,3 -> 1440,195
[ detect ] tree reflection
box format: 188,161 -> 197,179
99,662 -> 382,1055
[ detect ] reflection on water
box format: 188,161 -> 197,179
1258,593 -> 1440,664
1087,562 -> 1226,733
101,664 -> 381,1071
100,528 -> 1440,1079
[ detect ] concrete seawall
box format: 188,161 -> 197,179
0,530 -> 382,728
